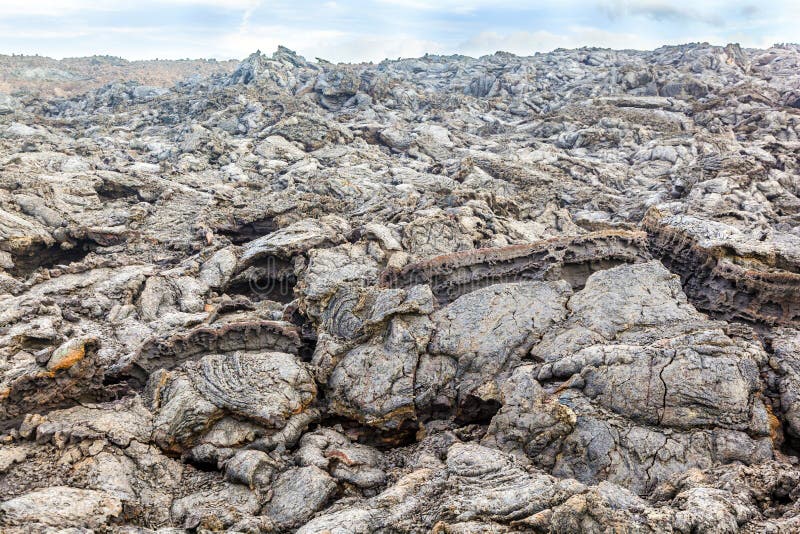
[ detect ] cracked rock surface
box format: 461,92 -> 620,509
2,42 -> 800,532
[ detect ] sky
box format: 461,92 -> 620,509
0,0 -> 797,62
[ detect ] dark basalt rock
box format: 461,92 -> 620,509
381,230 -> 650,304
130,319 -> 302,375
644,209 -> 800,325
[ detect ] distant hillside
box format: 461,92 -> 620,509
0,54 -> 239,97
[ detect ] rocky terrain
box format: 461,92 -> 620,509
0,54 -> 237,98
1,42 -> 800,532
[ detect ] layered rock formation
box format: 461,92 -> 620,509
2,42 -> 800,532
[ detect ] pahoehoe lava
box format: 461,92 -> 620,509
2,43 -> 800,532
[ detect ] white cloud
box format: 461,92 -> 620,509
215,22 -> 445,63
165,0 -> 263,6
0,0 -> 119,16
458,27 -> 662,56
312,34 -> 445,62
0,0 -> 260,17
375,0 -> 568,12
597,0 -> 778,28
238,0 -> 262,33
0,28 -> 91,39
216,25 -> 347,59
0,0 -> 797,61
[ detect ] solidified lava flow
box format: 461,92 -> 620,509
2,43 -> 800,532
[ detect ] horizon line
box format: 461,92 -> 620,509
3,40 -> 800,64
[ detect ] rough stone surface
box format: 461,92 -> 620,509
3,43 -> 800,531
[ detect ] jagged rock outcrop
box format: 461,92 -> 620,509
381,230 -> 650,303
644,208 -> 800,325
